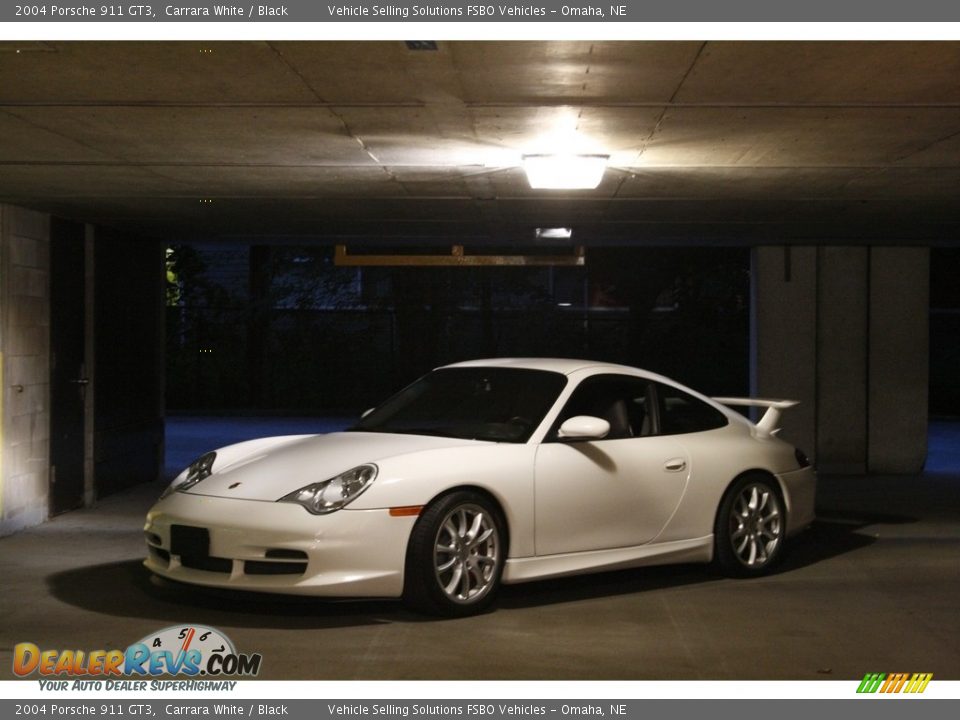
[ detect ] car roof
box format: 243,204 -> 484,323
440,357 -> 663,378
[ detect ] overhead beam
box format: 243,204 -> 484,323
334,244 -> 586,267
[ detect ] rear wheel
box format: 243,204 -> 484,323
714,474 -> 785,577
403,491 -> 506,617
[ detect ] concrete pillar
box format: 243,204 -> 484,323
751,246 -> 817,458
1,209 -> 166,535
868,248 -> 929,474
816,247 -> 868,473
0,204 -> 52,536
752,246 -> 929,475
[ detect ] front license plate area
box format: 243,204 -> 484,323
170,525 -> 210,557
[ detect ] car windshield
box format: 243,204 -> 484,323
349,367 -> 568,443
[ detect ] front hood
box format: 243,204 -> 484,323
181,432 -> 482,501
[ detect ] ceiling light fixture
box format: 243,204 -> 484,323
522,154 -> 609,190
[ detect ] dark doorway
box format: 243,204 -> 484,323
92,232 -> 165,496
49,218 -> 87,515
930,247 -> 960,420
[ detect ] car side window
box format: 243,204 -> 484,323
656,383 -> 728,435
552,375 -> 654,440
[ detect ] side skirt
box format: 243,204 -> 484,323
502,535 -> 714,584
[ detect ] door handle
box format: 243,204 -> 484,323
664,458 -> 687,472
70,378 -> 90,386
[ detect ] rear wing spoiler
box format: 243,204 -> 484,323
711,397 -> 799,437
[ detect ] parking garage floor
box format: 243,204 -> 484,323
1,419 -> 958,680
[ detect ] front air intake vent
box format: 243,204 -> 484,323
245,561 -> 306,576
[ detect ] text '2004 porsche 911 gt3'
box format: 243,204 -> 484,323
145,358 -> 816,616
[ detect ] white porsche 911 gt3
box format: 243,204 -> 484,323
145,358 -> 816,616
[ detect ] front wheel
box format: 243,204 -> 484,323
714,474 -> 785,577
403,491 -> 506,617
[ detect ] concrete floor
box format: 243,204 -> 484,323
1,419 -> 958,680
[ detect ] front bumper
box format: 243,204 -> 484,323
143,492 -> 416,597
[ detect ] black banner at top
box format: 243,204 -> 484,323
5,0 -> 960,22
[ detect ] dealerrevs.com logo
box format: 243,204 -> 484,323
857,673 -> 933,694
13,625 -> 262,686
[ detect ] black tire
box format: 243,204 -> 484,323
714,473 -> 786,577
403,490 -> 506,617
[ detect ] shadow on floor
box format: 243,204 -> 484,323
500,516 -> 880,610
46,515 -> 880,624
46,559 -> 410,629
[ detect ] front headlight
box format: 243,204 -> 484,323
159,451 -> 217,499
278,464 -> 377,514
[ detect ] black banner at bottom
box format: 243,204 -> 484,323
1,700 -> 957,720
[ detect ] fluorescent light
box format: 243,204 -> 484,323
535,227 -> 573,240
522,154 -> 608,189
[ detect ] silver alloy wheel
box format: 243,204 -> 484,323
433,503 -> 501,605
728,482 -> 783,567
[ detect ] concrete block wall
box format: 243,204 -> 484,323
752,245 -> 929,475
0,204 -> 51,536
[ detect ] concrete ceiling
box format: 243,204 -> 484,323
2,40 -> 960,244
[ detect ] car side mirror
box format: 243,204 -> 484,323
557,416 -> 610,441
361,408 -> 375,419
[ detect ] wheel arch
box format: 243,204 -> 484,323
402,484 -> 511,616
711,468 -> 790,576
714,468 -> 788,531
418,484 -> 512,556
